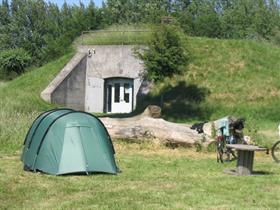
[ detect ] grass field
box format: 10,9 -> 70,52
0,37 -> 279,151
0,34 -> 280,209
1,142 -> 280,209
75,25 -> 153,46
0,53 -> 74,154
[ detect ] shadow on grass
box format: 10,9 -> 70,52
23,169 -> 118,176
60,171 -> 119,176
96,109 -> 144,119
141,81 -> 212,122
252,171 -> 273,176
224,168 -> 273,176
97,81 -> 212,122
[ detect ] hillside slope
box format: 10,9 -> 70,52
0,53 -> 74,154
189,38 -> 280,123
0,37 -> 279,154
148,38 -> 280,127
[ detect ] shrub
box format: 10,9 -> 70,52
0,49 -> 31,79
138,25 -> 189,82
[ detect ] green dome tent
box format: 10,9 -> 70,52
21,109 -> 118,175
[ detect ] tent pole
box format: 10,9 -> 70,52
32,154 -> 38,172
79,127 -> 89,175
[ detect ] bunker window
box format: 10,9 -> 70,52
124,83 -> 130,103
114,83 -> 120,103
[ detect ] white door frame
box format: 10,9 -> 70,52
105,78 -> 134,113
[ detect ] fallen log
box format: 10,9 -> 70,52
100,106 -> 203,147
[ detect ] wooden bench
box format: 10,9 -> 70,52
225,144 -> 266,176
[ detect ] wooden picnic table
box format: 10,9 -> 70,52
226,144 -> 267,176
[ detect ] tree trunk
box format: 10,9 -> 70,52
100,106 -> 202,147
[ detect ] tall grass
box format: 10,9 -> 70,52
0,52 -> 74,154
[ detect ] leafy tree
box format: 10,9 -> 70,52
0,0 -> 10,25
85,0 -> 98,30
220,0 -> 280,39
0,48 -> 31,79
0,0 -> 11,49
253,0 -> 279,39
139,25 -> 189,82
177,0 -> 222,37
5,0 -> 49,63
104,0 -> 172,24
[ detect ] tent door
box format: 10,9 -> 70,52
58,126 -> 88,174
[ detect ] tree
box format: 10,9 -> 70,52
139,24 -> 189,82
86,0 -> 98,30
177,0 -> 221,37
0,0 -> 10,25
219,0 -> 280,39
4,0 -> 49,63
0,48 -> 31,79
0,0 -> 11,49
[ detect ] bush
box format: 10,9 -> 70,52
0,49 -> 31,80
138,24 -> 189,82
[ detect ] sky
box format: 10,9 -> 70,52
46,0 -> 103,8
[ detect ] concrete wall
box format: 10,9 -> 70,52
42,45 -> 146,113
80,45 -> 144,113
84,77 -> 104,112
52,55 -> 87,110
79,45 -> 144,79
41,53 -> 87,110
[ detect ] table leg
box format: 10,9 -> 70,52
236,150 -> 254,175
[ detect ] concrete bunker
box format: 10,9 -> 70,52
41,45 -> 145,113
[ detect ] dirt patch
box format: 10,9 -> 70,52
0,81 -> 6,87
225,60 -> 246,75
259,129 -> 278,139
210,93 -> 235,100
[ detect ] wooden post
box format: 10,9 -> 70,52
225,144 -> 266,176
236,150 -> 254,175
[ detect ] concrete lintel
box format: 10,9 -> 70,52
41,52 -> 87,102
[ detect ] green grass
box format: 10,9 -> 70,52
143,38 -> 280,145
0,52 -> 75,154
76,26 -> 280,138
74,25 -> 153,45
0,142 -> 279,209
1,36 -> 279,152
0,34 -> 280,209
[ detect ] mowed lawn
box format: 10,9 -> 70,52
0,142 -> 279,210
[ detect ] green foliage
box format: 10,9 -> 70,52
0,48 -> 31,79
1,0 -> 280,80
184,0 -> 280,40
0,0 -> 9,26
139,25 -> 189,82
104,0 -> 171,24
0,0 -> 103,74
177,0 -> 222,38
